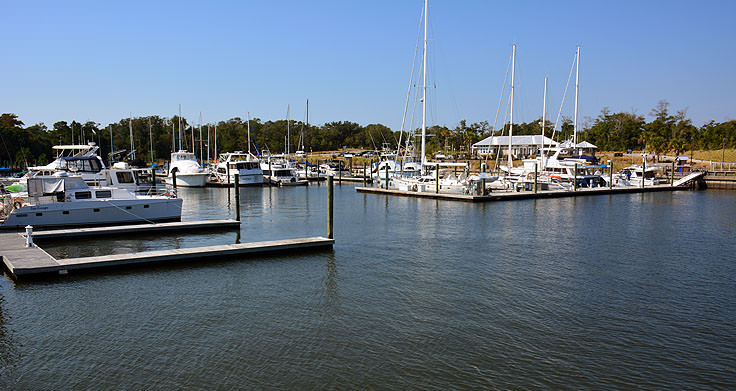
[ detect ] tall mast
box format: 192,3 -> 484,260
171,121 -> 175,153
247,112 -> 252,155
129,114 -> 135,160
541,76 -> 547,167
305,99 -> 309,153
178,104 -> 182,151
190,112 -> 195,154
573,45 -> 580,146
420,0 -> 428,166
214,124 -> 218,160
508,43 -> 516,168
286,104 -> 290,156
199,112 -> 203,162
149,118 -> 154,165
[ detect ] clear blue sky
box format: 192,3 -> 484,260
2,0 -> 735,131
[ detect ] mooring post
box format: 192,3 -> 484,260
363,162 -> 367,186
481,162 -> 486,195
172,170 -> 177,190
226,163 -> 230,185
671,161 -> 675,186
384,164 -> 389,189
234,173 -> 241,221
25,225 -> 34,248
327,175 -> 334,239
435,165 -> 439,194
609,160 -> 614,189
269,160 -> 272,186
573,163 -> 578,191
339,161 -> 342,184
534,163 -> 538,193
641,158 -> 646,189
151,166 -> 156,191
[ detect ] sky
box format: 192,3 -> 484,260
2,0 -> 735,131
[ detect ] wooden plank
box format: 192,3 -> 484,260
30,219 -> 241,240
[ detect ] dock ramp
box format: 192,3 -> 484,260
673,171 -> 706,187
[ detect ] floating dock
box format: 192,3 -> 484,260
1,232 -> 334,279
28,219 -> 241,239
356,184 -> 690,202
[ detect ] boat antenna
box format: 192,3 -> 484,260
178,104 -> 183,151
199,112 -> 203,162
149,118 -> 154,166
286,104 -> 290,156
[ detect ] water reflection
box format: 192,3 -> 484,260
0,294 -> 19,390
318,251 -> 340,320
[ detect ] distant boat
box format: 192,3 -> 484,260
214,151 -> 264,185
163,150 -> 208,187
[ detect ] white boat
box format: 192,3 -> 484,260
617,165 -> 667,187
260,158 -> 308,186
27,143 -> 107,185
214,152 -> 264,185
164,150 -> 208,187
319,161 -> 351,177
0,174 -> 182,229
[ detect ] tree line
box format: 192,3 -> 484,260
1,100 -> 734,167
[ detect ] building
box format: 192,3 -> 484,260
472,135 -> 559,158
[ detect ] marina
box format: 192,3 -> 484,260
1,0 -> 735,389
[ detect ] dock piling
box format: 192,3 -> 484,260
327,175 -> 334,239
573,163 -> 578,191
671,161 -> 675,186
435,166 -> 439,194
172,170 -> 177,189
234,173 -> 241,221
534,164 -> 538,193
642,158 -> 646,188
385,165 -> 389,190
363,162 -> 367,186
25,225 -> 34,248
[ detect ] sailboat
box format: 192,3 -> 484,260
388,0 -> 471,193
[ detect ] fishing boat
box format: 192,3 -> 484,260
261,157 -> 307,186
27,143 -> 107,185
214,151 -> 264,185
163,150 -> 208,187
0,174 -> 182,229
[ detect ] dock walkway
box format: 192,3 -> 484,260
29,219 -> 241,240
2,234 -> 334,279
356,184 -> 689,202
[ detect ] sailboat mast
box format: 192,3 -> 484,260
214,124 -> 218,160
305,99 -> 309,153
110,125 -> 114,160
247,112 -> 252,155
129,114 -> 135,160
199,112 -> 203,162
541,76 -> 547,167
178,104 -> 182,151
508,44 -> 516,168
190,114 -> 195,154
420,0 -> 428,166
149,118 -> 153,165
573,45 -> 580,146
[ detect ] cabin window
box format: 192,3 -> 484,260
36,212 -> 43,216
62,211 -> 69,215
93,208 -> 100,212
144,204 -> 150,208
116,171 -> 134,183
125,206 -> 132,210
75,191 -> 92,199
16,213 -> 27,217
95,190 -> 112,198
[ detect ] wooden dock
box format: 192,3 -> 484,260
29,219 -> 241,240
1,234 -> 334,279
356,184 -> 690,202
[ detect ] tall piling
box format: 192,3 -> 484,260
327,175 -> 334,239
234,173 -> 241,221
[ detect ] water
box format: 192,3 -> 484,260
1,185 -> 735,390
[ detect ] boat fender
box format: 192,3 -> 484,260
13,198 -> 23,209
412,184 -> 418,192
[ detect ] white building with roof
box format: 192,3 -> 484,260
472,135 -> 559,157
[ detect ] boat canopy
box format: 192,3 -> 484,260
27,176 -> 88,197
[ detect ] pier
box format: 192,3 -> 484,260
1,233 -> 334,279
356,183 -> 690,202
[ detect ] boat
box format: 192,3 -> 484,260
617,165 -> 668,187
27,143 -> 107,185
260,157 -> 308,186
0,174 -> 182,229
214,152 -> 264,185
163,150 -> 209,187
319,161 -> 351,177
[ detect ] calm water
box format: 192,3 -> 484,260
1,184 -> 735,390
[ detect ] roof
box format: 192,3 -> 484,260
576,141 -> 598,148
472,135 -> 559,147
